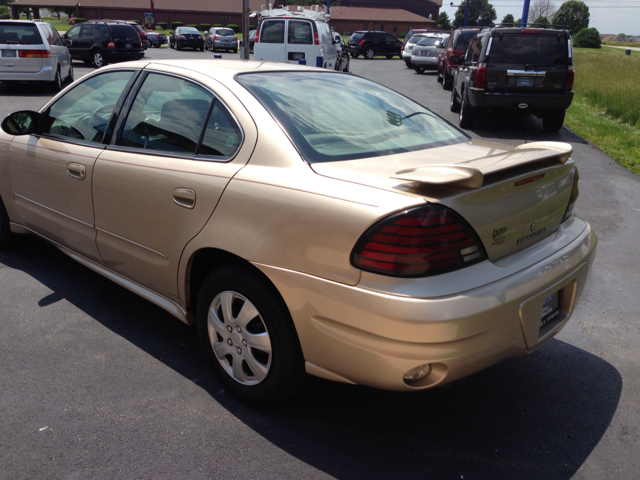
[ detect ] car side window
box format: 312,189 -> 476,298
288,21 -> 312,45
96,25 -> 110,41
118,73 -> 213,155
465,39 -> 476,64
80,24 -> 95,38
261,20 -> 285,44
385,34 -> 396,43
66,25 -> 81,40
373,33 -> 385,42
40,24 -> 55,46
471,36 -> 484,64
44,71 -> 135,143
199,101 -> 242,158
48,25 -> 64,46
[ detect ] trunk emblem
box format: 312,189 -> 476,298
518,103 -> 529,109
531,222 -> 536,231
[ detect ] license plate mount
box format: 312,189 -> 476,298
540,291 -> 561,329
2,50 -> 16,57
517,76 -> 533,87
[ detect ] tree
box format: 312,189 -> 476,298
501,13 -> 515,26
533,16 -> 550,26
452,0 -> 497,28
529,0 -> 556,22
553,0 -> 589,35
573,27 -> 601,48
437,11 -> 452,30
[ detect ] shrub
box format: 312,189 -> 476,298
226,24 -> 239,33
398,32 -> 406,39
199,23 -> 211,31
156,22 -> 167,30
2,13 -> 10,20
170,21 -> 183,30
213,24 -> 222,27
573,27 -> 601,48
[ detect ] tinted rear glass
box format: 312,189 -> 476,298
489,33 -> 569,65
349,32 -> 364,42
0,23 -> 43,45
216,29 -> 235,36
180,27 -> 200,34
261,20 -> 285,43
237,72 -> 466,163
416,37 -> 444,47
455,30 -> 479,49
110,25 -> 138,37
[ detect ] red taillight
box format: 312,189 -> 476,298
107,41 -> 115,49
314,31 -> 319,45
521,29 -> 540,34
255,29 -> 259,42
213,34 -> 218,40
351,205 -> 486,277
565,65 -> 575,90
358,38 -> 365,46
234,35 -> 237,41
18,50 -> 51,58
177,34 -> 185,39
473,63 -> 487,88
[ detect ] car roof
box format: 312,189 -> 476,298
483,25 -> 568,34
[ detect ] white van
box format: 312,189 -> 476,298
253,7 -> 337,69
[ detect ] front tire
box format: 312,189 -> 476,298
197,264 -> 308,406
450,86 -> 461,113
364,47 -> 375,59
442,71 -> 452,90
542,110 -> 566,132
66,62 -> 74,84
459,91 -> 476,129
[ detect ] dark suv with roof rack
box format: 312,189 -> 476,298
62,21 -> 144,68
449,24 -> 574,132
346,31 -> 403,59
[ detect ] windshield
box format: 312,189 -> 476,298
236,72 -> 467,163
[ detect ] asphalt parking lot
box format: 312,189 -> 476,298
1,48 -> 639,479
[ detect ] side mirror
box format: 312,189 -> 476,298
64,39 -> 72,46
1,111 -> 40,136
449,55 -> 461,65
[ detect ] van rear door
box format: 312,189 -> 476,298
254,19 -> 285,62
285,19 -> 317,65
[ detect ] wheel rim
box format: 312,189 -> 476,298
207,290 -> 272,386
366,49 -> 374,59
94,53 -> 103,67
56,69 -> 61,89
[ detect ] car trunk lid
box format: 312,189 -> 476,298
311,140 -> 576,261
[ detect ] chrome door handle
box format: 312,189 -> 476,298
67,163 -> 86,180
173,188 -> 196,209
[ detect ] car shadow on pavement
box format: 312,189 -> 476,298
1,236 -> 621,480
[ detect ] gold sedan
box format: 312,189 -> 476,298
0,60 -> 597,405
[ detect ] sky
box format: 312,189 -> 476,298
439,0 -> 640,36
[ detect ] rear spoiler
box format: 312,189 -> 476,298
391,141 -> 572,189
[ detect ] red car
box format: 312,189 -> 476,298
438,27 -> 479,90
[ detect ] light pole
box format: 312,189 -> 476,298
450,1 -> 470,27
242,0 -> 250,60
521,0 -> 530,26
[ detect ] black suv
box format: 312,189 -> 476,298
346,31 -> 402,59
449,25 -> 574,132
62,21 -> 144,68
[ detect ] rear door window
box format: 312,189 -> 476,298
261,20 -> 285,44
488,33 -> 568,65
288,21 -> 312,45
0,23 -> 43,45
455,30 -> 478,50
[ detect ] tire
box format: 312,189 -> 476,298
459,91 -> 476,129
364,47 -> 375,59
92,50 -> 106,68
543,110 -> 566,132
437,71 -> 443,83
385,54 -> 393,59
414,66 -> 426,74
83,60 -> 93,66
197,264 -> 309,406
0,197 -> 17,249
200,46 -> 205,51
50,66 -> 62,92
343,58 -> 350,72
442,72 -> 452,90
66,62 -> 74,84
450,86 -> 461,113
350,52 -> 358,59
233,48 -> 237,54
405,60 -> 413,68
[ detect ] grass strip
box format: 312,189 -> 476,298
565,100 -> 640,176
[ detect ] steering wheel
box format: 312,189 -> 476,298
86,104 -> 117,130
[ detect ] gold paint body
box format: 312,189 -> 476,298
0,60 -> 597,390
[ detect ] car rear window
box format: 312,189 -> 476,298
216,29 -> 235,36
416,37 -> 444,47
261,20 -> 285,44
349,32 -> 364,42
0,23 -> 43,45
455,30 -> 479,49
110,24 -> 138,38
180,27 -> 200,34
237,72 -> 467,163
488,33 -> 569,65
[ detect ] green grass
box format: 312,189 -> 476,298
564,47 -> 640,175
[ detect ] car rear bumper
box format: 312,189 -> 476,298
177,40 -> 204,48
0,64 -> 56,82
470,88 -> 574,111
255,217 -> 597,391
411,55 -> 438,68
105,50 -> 145,62
213,41 -> 237,50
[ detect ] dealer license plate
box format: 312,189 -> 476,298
292,52 -> 304,60
540,291 -> 560,328
517,77 -> 533,87
126,43 -> 131,48
2,50 -> 16,57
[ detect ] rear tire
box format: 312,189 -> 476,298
364,47 -> 375,59
92,50 -> 106,68
66,62 -> 74,84
405,60 -> 413,68
197,264 -> 309,406
542,110 -> 566,132
442,72 -> 452,90
50,66 -> 62,92
458,92 -> 476,129
450,86 -> 461,113
350,52 -> 358,59
414,66 -> 426,74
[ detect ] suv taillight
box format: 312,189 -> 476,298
314,31 -> 319,45
565,65 -> 575,90
18,50 -> 51,58
351,205 -> 486,278
473,63 -> 487,88
358,38 -> 365,46
213,34 -> 218,40
255,29 -> 259,42
562,168 -> 579,223
107,41 -> 115,49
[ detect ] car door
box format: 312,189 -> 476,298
64,24 -> 82,59
6,69 -> 139,261
92,70 -> 256,302
384,33 -> 399,55
43,23 -> 71,78
285,20 -> 315,64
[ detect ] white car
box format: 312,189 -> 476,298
0,19 -> 73,91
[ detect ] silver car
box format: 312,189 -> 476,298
206,27 -> 237,53
412,34 -> 449,74
0,20 -> 73,91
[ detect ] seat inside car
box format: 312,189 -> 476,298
145,98 -> 210,153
